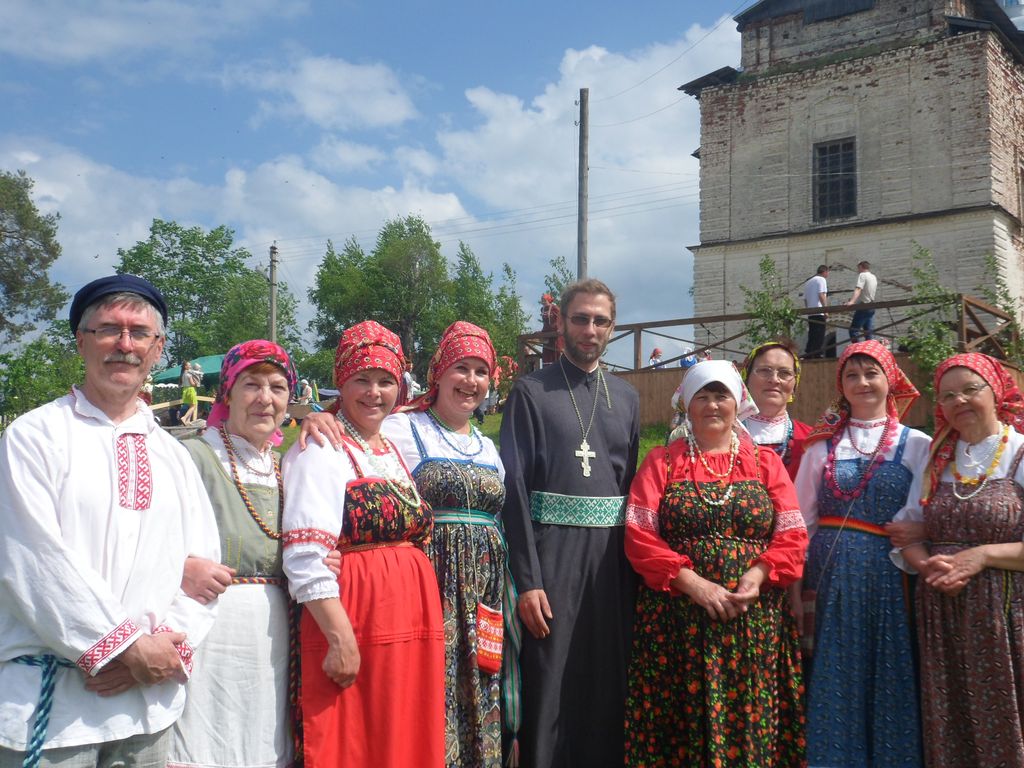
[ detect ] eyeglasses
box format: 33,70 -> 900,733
568,314 -> 613,328
751,366 -> 796,382
82,326 -> 162,345
938,382 -> 990,406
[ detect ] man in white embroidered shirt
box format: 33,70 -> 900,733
0,275 -> 220,768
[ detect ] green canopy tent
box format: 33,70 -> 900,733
151,355 -> 225,385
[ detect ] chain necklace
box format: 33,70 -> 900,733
825,416 -> 895,501
959,430 -> 1003,471
688,431 -> 740,507
951,424 -> 1010,500
427,408 -> 484,458
335,411 -> 423,509
559,357 -> 611,478
219,426 -> 283,540
219,428 -> 276,477
846,419 -> 887,457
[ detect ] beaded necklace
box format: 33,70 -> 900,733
951,423 -> 1010,501
824,416 -> 895,501
219,426 -> 283,540
427,408 -> 484,458
335,412 -> 423,510
688,431 -> 740,507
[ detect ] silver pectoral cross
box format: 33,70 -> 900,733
575,439 -> 597,477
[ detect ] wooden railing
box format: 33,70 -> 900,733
517,294 -> 1018,372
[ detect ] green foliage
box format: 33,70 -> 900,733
0,322 -> 83,420
308,216 -> 528,375
492,263 -> 530,360
292,348 -> 335,389
116,219 -> 299,363
897,244 -> 957,385
0,170 -> 69,345
544,255 -> 575,299
741,256 -> 799,345
979,253 -> 1024,367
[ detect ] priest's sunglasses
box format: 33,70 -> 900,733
81,325 -> 162,345
568,313 -> 613,328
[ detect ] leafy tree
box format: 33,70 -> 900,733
978,253 -> 1024,367
308,217 -> 528,376
897,244 -> 957,387
492,263 -> 530,360
0,170 -> 69,345
0,322 -> 83,420
116,219 -> 298,363
308,238 -> 372,349
741,255 -> 799,345
544,254 -> 575,299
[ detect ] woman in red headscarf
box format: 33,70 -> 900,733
383,321 -> 508,768
793,340 -> 930,768
895,353 -> 1024,768
281,321 -> 444,768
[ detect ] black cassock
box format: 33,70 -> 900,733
499,358 -> 640,768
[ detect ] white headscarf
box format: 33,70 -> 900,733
680,359 -> 759,424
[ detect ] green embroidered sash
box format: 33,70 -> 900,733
529,491 -> 626,527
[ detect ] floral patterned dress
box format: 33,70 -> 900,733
918,439 -> 1024,768
383,411 -> 507,768
624,438 -> 807,767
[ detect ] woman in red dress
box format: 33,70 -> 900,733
282,320 -> 444,768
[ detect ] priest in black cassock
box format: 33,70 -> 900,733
500,278 -> 640,768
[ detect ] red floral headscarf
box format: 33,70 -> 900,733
922,352 -> 1024,503
333,320 -> 405,389
805,340 -> 919,447
401,321 -> 496,413
207,339 -> 296,446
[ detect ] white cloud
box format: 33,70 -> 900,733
0,0 -> 306,64
394,147 -> 440,179
226,55 -> 417,130
433,20 -> 739,332
310,137 -> 386,173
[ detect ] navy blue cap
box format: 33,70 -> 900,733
69,274 -> 169,333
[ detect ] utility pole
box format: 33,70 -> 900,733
269,242 -> 278,344
577,87 -> 589,280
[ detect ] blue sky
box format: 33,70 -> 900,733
1,0 -> 746,360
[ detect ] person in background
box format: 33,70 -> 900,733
500,279 -> 640,767
648,348 -> 663,368
296,378 -> 314,405
846,260 -> 878,343
741,339 -> 812,481
803,265 -> 829,359
624,359 -> 806,765
894,353 -> 1024,768
0,274 -> 220,768
168,340 -> 298,768
794,340 -> 928,768
282,321 -> 444,768
181,362 -> 201,425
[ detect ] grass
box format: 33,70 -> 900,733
280,413 -> 667,466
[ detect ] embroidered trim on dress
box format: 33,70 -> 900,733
625,504 -> 659,533
773,508 -> 806,534
116,433 -> 152,511
76,618 -> 140,674
281,527 -> 338,550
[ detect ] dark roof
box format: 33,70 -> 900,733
735,0 -> 875,30
679,66 -> 740,96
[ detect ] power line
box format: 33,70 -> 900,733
592,5 -> 747,105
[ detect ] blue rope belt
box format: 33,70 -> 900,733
11,654 -> 76,768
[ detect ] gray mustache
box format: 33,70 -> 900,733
105,352 -> 143,365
